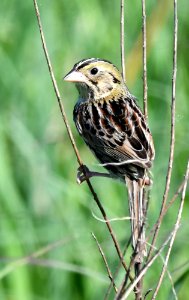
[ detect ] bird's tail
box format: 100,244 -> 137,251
125,177 -> 147,262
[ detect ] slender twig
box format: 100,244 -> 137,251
147,0 -> 177,259
115,219 -> 147,299
151,161 -> 189,299
33,0 -> 131,280
34,3 -> 80,164
145,177 -> 187,246
115,172 -> 188,290
120,0 -> 126,82
145,242 -> 178,300
117,228 -> 175,300
127,0 -> 172,84
104,236 -> 132,300
134,187 -> 149,299
142,0 -> 148,120
116,253 -> 137,300
92,233 -> 118,293
163,179 -> 186,215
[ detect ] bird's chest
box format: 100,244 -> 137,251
73,98 -> 128,149
74,102 -> 88,134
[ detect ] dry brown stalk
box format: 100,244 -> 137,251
147,0 -> 177,260
142,0 -> 148,120
117,228 -> 176,299
120,0 -> 126,82
151,161 -> 189,299
33,0 -> 133,284
115,219 -> 147,299
126,0 -> 173,85
144,241 -> 178,300
104,236 -> 132,300
145,177 -> 187,252
165,180 -> 186,213
92,233 -> 118,293
130,2 -> 149,295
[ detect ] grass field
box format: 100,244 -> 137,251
0,0 -> 189,299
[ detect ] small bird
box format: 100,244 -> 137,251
64,58 -> 155,258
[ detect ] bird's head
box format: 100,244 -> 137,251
64,58 -> 126,100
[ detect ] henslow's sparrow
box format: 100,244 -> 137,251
64,58 -> 155,258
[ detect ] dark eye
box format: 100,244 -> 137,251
90,67 -> 98,75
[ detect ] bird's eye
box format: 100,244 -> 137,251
90,67 -> 98,75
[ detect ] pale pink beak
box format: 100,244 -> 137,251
64,70 -> 86,83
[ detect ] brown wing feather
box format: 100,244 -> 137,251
74,95 -> 155,180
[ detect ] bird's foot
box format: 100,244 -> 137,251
77,165 -> 111,184
77,165 -> 91,184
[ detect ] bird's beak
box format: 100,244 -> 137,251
64,70 -> 86,83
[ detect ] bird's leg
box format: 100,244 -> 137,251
77,165 -> 112,184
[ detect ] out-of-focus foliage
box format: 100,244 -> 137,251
0,0 -> 188,299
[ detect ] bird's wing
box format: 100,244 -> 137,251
76,96 -> 154,169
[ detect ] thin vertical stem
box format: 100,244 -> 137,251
118,230 -> 174,300
120,0 -> 126,82
147,0 -> 177,260
151,161 -> 189,299
92,233 -> 117,293
104,236 -> 132,300
33,0 -> 131,279
142,0 -> 148,120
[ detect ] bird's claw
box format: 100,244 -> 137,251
77,165 -> 112,184
77,165 -> 91,184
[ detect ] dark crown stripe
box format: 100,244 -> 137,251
76,59 -> 96,70
74,58 -> 115,70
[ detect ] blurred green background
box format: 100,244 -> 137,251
0,0 -> 189,299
